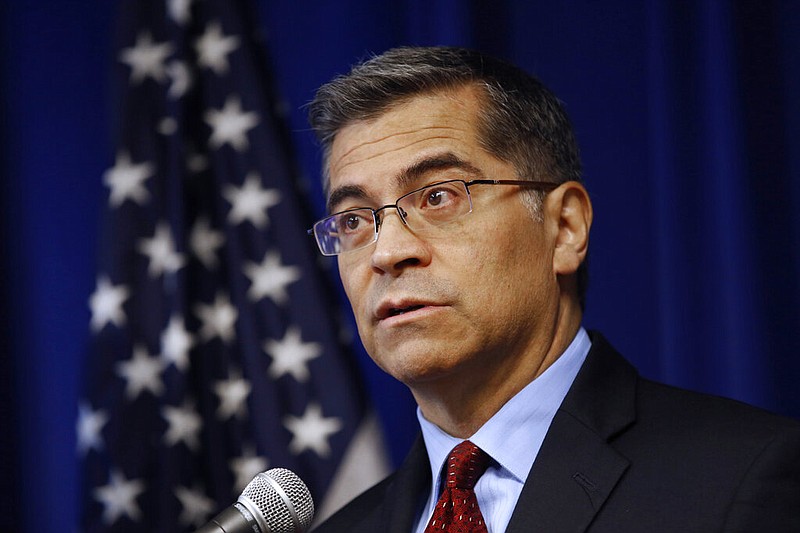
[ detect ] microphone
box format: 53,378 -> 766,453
195,468 -> 314,533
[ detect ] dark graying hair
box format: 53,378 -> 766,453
309,46 -> 582,188
308,46 -> 588,307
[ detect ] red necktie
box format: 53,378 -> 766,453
424,440 -> 491,532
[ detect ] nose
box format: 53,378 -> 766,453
370,208 -> 431,275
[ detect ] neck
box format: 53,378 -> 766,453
411,296 -> 582,438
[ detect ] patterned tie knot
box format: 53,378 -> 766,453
445,440 -> 490,490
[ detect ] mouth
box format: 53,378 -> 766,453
385,304 -> 425,318
375,300 -> 435,322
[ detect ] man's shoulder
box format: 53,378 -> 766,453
585,331 -> 799,431
634,375 -> 800,444
551,333 -> 800,530
571,331 -> 800,466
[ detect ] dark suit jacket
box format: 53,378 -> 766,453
313,332 -> 800,532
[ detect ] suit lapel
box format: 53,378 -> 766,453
505,409 -> 630,532
507,333 -> 638,532
380,436 -> 431,533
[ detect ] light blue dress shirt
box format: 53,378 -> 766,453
413,328 -> 591,533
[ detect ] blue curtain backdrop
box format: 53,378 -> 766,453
2,1 -> 798,531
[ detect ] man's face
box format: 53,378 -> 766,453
327,86 -> 561,392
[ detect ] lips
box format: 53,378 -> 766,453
375,300 -> 433,321
386,304 -> 425,317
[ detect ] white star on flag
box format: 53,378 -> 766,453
186,148 -> 209,173
195,292 -> 238,343
205,95 -> 260,151
103,151 -> 154,207
158,117 -> 178,135
167,0 -> 193,26
162,400 -> 203,451
175,485 -> 216,527
229,447 -> 269,492
244,250 -> 301,305
160,315 -> 195,371
223,172 -> 282,229
138,222 -> 186,278
166,60 -> 192,99
116,345 -> 166,400
283,403 -> 343,458
93,469 -> 146,525
189,216 -> 225,269
264,326 -> 322,382
195,21 -> 240,75
214,370 -> 252,420
119,31 -> 174,84
77,402 -> 109,455
89,276 -> 130,332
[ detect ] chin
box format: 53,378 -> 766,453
367,330 -> 473,378
379,351 -> 463,386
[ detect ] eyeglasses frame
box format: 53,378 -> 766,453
308,179 -> 560,256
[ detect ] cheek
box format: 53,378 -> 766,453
478,227 -> 552,305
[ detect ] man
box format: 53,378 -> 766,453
306,47 -> 800,532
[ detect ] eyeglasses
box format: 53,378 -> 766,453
308,179 -> 559,256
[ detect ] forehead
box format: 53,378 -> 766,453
327,87 -> 486,199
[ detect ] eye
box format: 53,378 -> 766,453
336,210 -> 372,234
345,214 -> 361,230
418,182 -> 463,210
426,189 -> 448,207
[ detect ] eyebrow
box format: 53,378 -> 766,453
397,152 -> 482,189
326,152 -> 482,213
327,184 -> 369,213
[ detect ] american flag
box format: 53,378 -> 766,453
79,1 -> 387,531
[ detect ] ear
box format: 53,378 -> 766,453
545,182 -> 593,276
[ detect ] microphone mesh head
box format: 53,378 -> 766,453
239,468 -> 314,533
